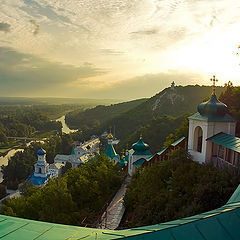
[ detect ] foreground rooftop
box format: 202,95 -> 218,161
0,184 -> 240,239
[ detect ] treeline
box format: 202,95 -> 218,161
0,106 -> 66,145
1,154 -> 123,226
121,149 -> 240,228
2,134 -> 73,189
219,86 -> 240,134
66,98 -> 147,129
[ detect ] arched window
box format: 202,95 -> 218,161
194,126 -> 203,153
39,168 -> 42,174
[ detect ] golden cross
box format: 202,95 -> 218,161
109,126 -> 112,133
210,75 -> 218,95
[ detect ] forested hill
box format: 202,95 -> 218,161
65,98 -> 148,129
119,85 -> 225,120
66,85 -> 227,153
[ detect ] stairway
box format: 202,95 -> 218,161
98,176 -> 131,230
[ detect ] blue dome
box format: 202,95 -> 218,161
132,138 -> 149,152
197,94 -> 228,117
37,148 -> 46,156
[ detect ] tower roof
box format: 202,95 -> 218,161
37,148 -> 46,156
189,75 -> 235,122
132,137 -> 150,152
104,144 -> 119,160
107,133 -> 114,140
197,94 -> 228,117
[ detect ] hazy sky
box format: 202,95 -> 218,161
1,0 -> 240,100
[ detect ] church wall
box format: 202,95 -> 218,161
188,119 -> 208,164
128,154 -> 152,176
189,119 -> 237,164
206,122 -> 236,137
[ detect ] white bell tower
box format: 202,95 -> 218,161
34,148 -> 49,178
188,76 -> 236,164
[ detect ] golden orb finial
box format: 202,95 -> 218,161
107,126 -> 114,140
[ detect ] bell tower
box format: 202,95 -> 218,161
34,148 -> 49,177
188,76 -> 236,163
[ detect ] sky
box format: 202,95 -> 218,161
1,0 -> 240,100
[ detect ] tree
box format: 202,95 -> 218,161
0,184 -> 6,199
1,154 -> 123,226
61,161 -> 72,176
122,150 -> 240,228
163,116 -> 189,148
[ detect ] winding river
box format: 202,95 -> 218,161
0,115 -> 77,182
56,115 -> 78,134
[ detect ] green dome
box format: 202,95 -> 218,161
197,94 -> 228,117
132,138 -> 149,152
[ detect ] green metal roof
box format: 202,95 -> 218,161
132,150 -> 152,156
171,137 -> 185,147
1,185 -> 240,239
227,184 -> 240,204
104,144 -> 119,160
157,147 -> 168,156
188,112 -> 236,122
133,158 -> 146,167
197,94 -> 229,118
207,132 -> 240,153
132,138 -> 150,152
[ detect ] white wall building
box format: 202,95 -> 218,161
188,78 -> 237,165
127,136 -> 152,176
54,137 -> 100,167
28,148 -> 51,186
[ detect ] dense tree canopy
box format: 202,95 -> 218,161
1,154 -> 123,226
122,148 -> 240,228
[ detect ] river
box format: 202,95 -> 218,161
0,115 -> 76,182
56,115 -> 78,134
0,149 -> 24,182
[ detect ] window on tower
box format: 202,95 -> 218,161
194,126 -> 203,153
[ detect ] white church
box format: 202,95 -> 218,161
28,148 -> 52,186
188,76 -> 239,170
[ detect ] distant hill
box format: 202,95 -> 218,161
0,97 -> 122,106
67,85 -> 226,152
97,85 -> 224,138
66,98 -> 148,129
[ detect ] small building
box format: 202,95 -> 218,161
28,148 -> 51,186
54,137 -> 100,167
207,132 -> 240,171
187,75 -> 240,171
119,151 -> 128,173
104,132 -> 120,164
127,136 -> 152,176
49,162 -> 65,177
188,76 -> 236,165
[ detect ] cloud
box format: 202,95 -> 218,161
100,49 -> 124,55
0,47 -> 107,97
130,29 -> 158,35
0,22 -> 10,33
30,20 -> 40,35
